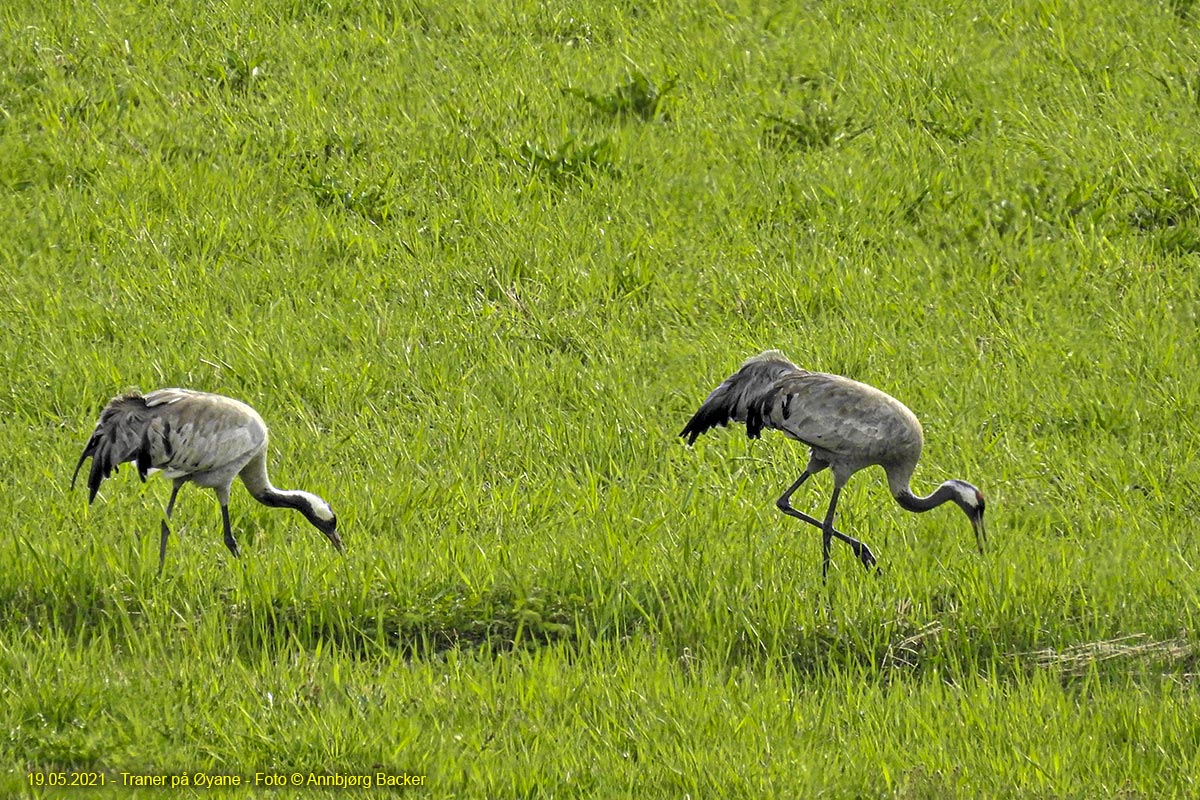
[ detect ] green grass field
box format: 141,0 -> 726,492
3,0 -> 1200,796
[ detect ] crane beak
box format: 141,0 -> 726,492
326,526 -> 345,554
313,515 -> 345,554
324,526 -> 345,554
971,511 -> 987,554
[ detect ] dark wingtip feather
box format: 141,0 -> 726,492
72,431 -> 106,503
70,444 -> 91,491
679,405 -> 731,445
135,434 -> 152,481
72,390 -> 150,504
87,451 -> 109,503
745,405 -> 763,440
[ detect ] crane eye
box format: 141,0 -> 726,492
975,490 -> 985,508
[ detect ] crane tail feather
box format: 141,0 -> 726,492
135,429 -> 153,481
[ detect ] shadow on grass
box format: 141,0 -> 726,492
2,578 -> 1195,685
232,582 -> 584,659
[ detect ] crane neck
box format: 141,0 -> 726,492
239,451 -> 281,500
237,450 -> 338,539
238,451 -> 315,513
893,482 -> 959,514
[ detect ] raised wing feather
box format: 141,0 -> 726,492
143,387 -> 200,408
71,392 -> 154,502
680,351 -> 804,444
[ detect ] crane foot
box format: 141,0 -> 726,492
855,543 -> 878,571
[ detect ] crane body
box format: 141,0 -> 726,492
681,351 -> 986,577
72,388 -> 344,572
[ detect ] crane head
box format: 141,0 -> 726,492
301,495 -> 345,553
947,480 -> 987,554
316,512 -> 344,554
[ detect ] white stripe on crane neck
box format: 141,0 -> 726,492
310,498 -> 335,521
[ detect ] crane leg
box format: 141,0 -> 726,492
820,487 -> 842,581
776,472 -> 878,573
220,504 -> 241,559
159,480 -> 184,576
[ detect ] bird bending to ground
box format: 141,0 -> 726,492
72,388 -> 345,573
680,351 -> 986,578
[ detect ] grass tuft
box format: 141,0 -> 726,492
761,109 -> 868,152
202,48 -> 267,94
1015,634 -> 1199,678
565,69 -> 678,121
511,135 -> 620,186
307,172 -> 402,224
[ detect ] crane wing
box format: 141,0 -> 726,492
73,388 -> 267,501
141,391 -> 264,479
767,372 -> 923,465
147,417 -> 259,478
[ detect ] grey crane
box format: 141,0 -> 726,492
72,388 -> 345,573
680,351 -> 986,577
